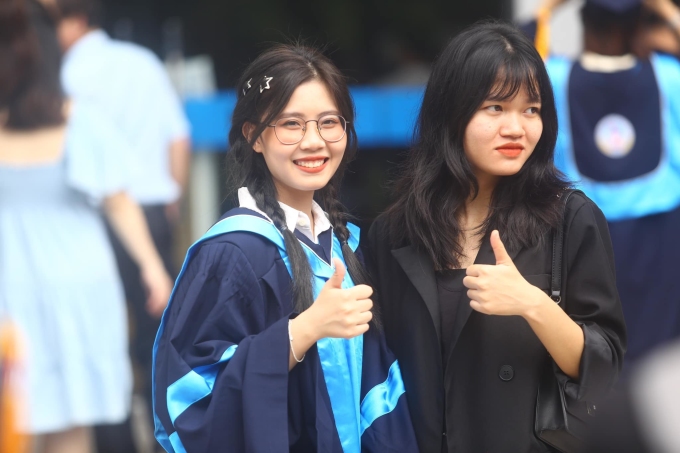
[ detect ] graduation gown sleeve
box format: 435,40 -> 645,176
153,237 -> 292,453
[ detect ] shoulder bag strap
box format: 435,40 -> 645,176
551,189 -> 582,304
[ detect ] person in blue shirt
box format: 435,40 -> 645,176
152,44 -> 418,453
531,0 -> 680,368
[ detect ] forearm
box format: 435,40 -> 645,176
523,290 -> 585,379
103,192 -> 165,272
169,138 -> 191,195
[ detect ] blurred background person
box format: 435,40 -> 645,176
528,0 -> 680,371
634,0 -> 680,58
45,0 -> 191,450
0,0 -> 172,451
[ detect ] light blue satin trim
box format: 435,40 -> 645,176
167,345 -> 238,423
213,215 -> 364,453
360,360 -> 406,435
168,432 -> 187,453
547,55 -> 680,221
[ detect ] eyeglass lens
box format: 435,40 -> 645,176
273,115 -> 347,144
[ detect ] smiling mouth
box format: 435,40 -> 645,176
294,158 -> 329,168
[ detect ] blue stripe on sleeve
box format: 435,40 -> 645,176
359,360 -> 406,435
168,431 -> 188,453
166,344 -> 238,424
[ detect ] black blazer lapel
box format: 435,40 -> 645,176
391,245 -> 441,341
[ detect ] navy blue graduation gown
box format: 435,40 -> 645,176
152,208 -> 418,453
548,54 -> 680,364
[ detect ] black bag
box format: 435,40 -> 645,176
534,189 -> 597,453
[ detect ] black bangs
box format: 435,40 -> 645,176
487,60 -> 541,104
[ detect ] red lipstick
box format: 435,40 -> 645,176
496,143 -> 524,158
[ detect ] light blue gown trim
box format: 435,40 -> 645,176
166,345 -> 238,423
168,432 -> 187,453
153,213 -> 369,453
359,360 -> 405,435
547,54 -> 680,221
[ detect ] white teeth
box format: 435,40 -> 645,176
295,159 -> 325,168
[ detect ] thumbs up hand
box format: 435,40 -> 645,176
296,258 -> 374,340
463,230 -> 544,317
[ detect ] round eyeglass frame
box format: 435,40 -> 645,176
266,115 -> 349,145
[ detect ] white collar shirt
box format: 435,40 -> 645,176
237,187 -> 332,244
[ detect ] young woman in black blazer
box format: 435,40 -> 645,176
367,22 -> 627,453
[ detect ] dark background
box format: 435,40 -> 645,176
99,0 -> 511,228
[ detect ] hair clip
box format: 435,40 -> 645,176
242,78 -> 252,96
260,76 -> 273,93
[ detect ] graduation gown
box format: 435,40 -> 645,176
548,53 -> 680,363
152,208 -> 418,453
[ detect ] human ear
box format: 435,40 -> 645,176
242,122 -> 263,153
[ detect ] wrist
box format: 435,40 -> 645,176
521,286 -> 552,322
141,258 -> 166,276
290,312 -> 319,346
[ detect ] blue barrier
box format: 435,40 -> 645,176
185,86 -> 425,151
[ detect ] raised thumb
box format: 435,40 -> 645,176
490,230 -> 512,265
326,258 -> 346,289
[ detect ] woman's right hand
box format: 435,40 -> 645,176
294,258 -> 373,342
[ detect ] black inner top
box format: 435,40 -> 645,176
436,268 -> 468,369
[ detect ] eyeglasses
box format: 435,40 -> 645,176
267,115 -> 349,145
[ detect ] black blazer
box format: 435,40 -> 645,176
366,192 -> 627,453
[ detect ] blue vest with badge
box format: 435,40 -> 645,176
153,213 -> 405,453
548,53 -> 680,221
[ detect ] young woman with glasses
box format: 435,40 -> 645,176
152,44 -> 418,453
366,22 -> 627,452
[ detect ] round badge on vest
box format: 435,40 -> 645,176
594,114 -> 636,159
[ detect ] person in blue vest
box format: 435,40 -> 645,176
152,44 -> 418,453
532,0 -> 680,367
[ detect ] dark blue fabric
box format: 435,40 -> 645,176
568,59 -> 662,182
153,208 -> 417,452
608,205 -> 680,367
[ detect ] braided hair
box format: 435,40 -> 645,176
226,44 -> 378,326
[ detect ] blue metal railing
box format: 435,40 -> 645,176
185,86 -> 425,151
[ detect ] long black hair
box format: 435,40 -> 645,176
0,0 -> 64,129
226,44 -> 376,321
386,21 -> 570,270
